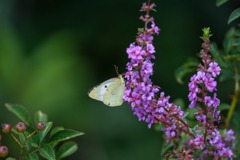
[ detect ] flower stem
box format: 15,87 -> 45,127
27,129 -> 38,139
9,132 -> 22,146
20,133 -> 28,160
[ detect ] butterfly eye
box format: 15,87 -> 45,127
105,85 -> 107,88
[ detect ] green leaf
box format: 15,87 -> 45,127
185,107 -> 199,120
49,129 -> 84,144
19,131 -> 32,151
5,158 -> 17,160
31,135 -> 38,148
223,28 -> 235,54
57,141 -> 78,159
235,29 -> 240,36
227,52 -> 240,60
210,42 -> 220,58
39,144 -> 55,160
50,127 -> 64,148
189,128 -> 196,136
5,103 -> 31,126
175,66 -> 193,84
216,0 -> 229,7
160,141 -> 173,156
223,38 -> 233,55
26,153 -> 39,160
50,127 -> 64,137
37,122 -> 53,145
219,72 -> 233,82
183,112 -> 189,118
228,8 -> 240,24
233,38 -> 240,46
35,110 -> 48,126
173,98 -> 185,110
226,28 -> 236,40
218,103 -> 230,110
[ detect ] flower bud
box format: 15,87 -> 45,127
15,122 -> 27,132
37,121 -> 46,130
0,146 -> 8,157
2,124 -> 11,133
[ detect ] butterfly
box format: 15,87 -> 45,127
88,69 -> 125,107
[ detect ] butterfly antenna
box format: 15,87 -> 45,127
114,65 -> 119,76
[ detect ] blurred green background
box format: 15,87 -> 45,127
0,0 -> 239,159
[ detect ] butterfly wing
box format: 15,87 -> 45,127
88,78 -> 117,102
103,75 -> 125,107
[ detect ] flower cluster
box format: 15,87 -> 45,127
186,28 -> 235,159
123,2 -> 188,146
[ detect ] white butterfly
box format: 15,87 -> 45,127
88,74 -> 125,107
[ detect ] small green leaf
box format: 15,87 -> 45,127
160,141 -> 173,156
26,153 -> 39,160
175,66 -> 193,84
37,122 -> 53,145
218,103 -> 230,110
151,8 -> 157,12
5,158 -> 17,160
189,128 -> 196,136
57,141 -> 78,159
19,131 -> 32,151
219,72 -> 233,82
183,112 -> 189,118
49,129 -> 84,144
216,0 -> 229,7
228,8 -> 240,24
50,127 -> 64,148
35,110 -> 48,126
5,103 -> 31,126
196,129 -> 205,135
39,144 -> 55,160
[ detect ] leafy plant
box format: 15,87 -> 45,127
1,104 -> 84,160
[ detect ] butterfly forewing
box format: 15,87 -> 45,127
88,78 -> 117,101
103,76 -> 125,107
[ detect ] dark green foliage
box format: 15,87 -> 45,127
4,104 -> 84,160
